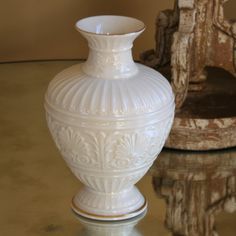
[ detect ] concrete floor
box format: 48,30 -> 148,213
0,61 -> 236,235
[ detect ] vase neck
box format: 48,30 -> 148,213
76,16 -> 145,79
81,33 -> 142,79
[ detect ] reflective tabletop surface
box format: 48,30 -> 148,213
1,61 -> 236,235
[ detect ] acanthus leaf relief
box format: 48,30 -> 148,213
47,116 -> 99,168
110,132 -> 160,169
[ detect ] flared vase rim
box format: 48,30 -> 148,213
75,15 -> 146,36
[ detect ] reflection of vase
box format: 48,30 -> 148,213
45,15 -> 175,220
77,211 -> 145,236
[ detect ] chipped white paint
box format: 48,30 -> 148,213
218,31 -> 228,44
141,0 -> 236,150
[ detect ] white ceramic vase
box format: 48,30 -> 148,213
45,15 -> 175,221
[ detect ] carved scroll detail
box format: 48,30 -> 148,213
141,0 -> 236,108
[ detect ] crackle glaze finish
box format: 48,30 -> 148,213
45,16 -> 175,220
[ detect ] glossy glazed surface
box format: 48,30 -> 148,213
45,17 -> 174,220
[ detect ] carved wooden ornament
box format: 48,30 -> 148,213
141,0 -> 236,150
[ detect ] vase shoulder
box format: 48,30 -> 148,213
45,63 -> 174,118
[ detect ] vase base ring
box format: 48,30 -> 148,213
71,194 -> 147,221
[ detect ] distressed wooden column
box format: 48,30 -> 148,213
141,0 -> 236,150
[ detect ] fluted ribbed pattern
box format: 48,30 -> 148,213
84,33 -> 136,52
46,63 -> 174,118
71,170 -> 144,193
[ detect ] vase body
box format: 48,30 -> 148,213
45,15 -> 175,220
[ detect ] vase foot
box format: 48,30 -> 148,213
71,186 -> 147,221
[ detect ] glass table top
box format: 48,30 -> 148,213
0,61 -> 236,235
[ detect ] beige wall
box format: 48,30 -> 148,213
0,0 -> 235,62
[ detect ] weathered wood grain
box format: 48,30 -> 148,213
140,0 -> 236,150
